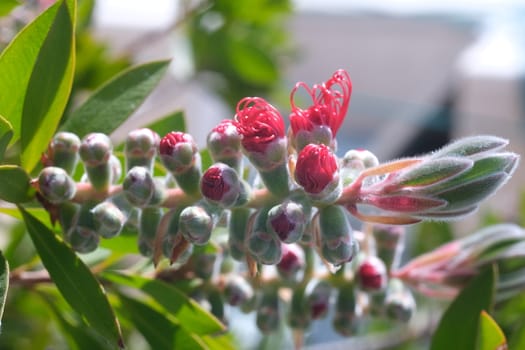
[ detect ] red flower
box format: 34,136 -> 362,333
295,144 -> 338,194
235,97 -> 285,154
158,132 -> 197,173
290,69 -> 352,137
357,256 -> 387,291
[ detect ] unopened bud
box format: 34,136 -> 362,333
79,133 -> 113,191
276,244 -> 304,280
193,253 -> 216,280
38,167 -> 76,204
306,280 -> 332,320
125,128 -> 160,171
200,163 -> 242,208
341,148 -> 379,185
267,200 -> 309,243
247,209 -> 282,265
288,286 -> 311,330
179,205 -> 214,246
318,205 -> 358,266
384,278 -> 416,322
372,224 -> 405,270
356,255 -> 388,292
333,282 -> 358,336
158,132 -> 198,174
46,132 -> 81,174
224,275 -> 254,306
123,166 -> 155,207
91,201 -> 126,238
207,119 -> 242,171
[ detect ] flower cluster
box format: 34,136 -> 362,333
35,69 -> 520,342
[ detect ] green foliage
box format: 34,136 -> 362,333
0,165 -> 33,203
20,0 -> 75,172
0,0 -> 19,17
20,207 -> 124,348
0,115 -> 13,162
0,250 -> 9,327
60,60 -> 170,138
477,311 -> 507,350
431,266 -> 497,350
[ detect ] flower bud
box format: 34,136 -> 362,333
123,166 -> 155,208
79,133 -> 113,191
45,132 -> 81,174
125,128 -> 160,171
109,155 -> 122,184
384,278 -> 416,322
207,119 -> 242,171
267,200 -> 309,243
179,205 -> 214,246
318,205 -> 358,266
356,255 -> 388,292
200,163 -> 242,208
247,209 -> 282,265
38,166 -> 76,204
91,201 -> 126,238
341,148 -> 379,185
68,226 -> 100,253
306,280 -> 332,319
295,143 -> 341,203
223,275 -> 254,307
256,289 -> 280,334
158,132 -> 198,174
276,244 -> 304,280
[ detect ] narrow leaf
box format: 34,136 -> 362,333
118,293 -> 206,350
430,265 -> 497,350
103,271 -> 225,335
477,311 -> 507,350
0,165 -> 34,203
19,207 -> 124,348
0,115 -> 13,162
21,0 -> 76,172
61,60 -> 170,138
431,136 -> 508,158
394,157 -> 472,188
0,250 -> 9,328
366,194 -> 446,213
0,1 -> 61,142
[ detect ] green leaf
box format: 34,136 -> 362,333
42,294 -> 113,350
431,265 -> 497,350
0,250 -> 9,328
0,207 -> 52,227
19,207 -> 124,348
20,0 -> 76,172
0,165 -> 34,203
0,1 -> 61,142
102,271 -> 225,335
0,115 -> 13,162
477,310 -> 507,350
118,293 -> 206,350
145,110 -> 186,136
61,60 -> 170,138
0,0 -> 19,17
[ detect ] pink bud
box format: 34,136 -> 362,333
295,144 -> 339,194
357,256 -> 388,291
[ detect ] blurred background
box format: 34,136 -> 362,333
1,0 -> 525,348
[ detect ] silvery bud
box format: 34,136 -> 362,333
38,166 -> 76,204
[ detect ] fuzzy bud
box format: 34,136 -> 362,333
158,132 -> 198,174
200,163 -> 242,208
256,289 -> 280,334
91,201 -> 126,238
306,280 -> 332,320
267,200 -> 309,243
356,255 -> 388,292
125,128 -> 160,171
123,166 -> 156,208
384,278 -> 416,322
318,205 -> 358,266
276,244 -> 305,280
247,209 -> 282,265
45,132 -> 81,174
207,119 -> 242,170
179,206 -> 214,246
38,167 -> 76,204
223,275 -> 254,307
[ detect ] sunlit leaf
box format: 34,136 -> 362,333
0,250 -> 9,329
118,292 -> 206,350
477,310 -> 508,350
20,0 -> 76,172
0,1 -> 62,143
0,115 -> 13,163
60,60 -> 170,138
0,165 -> 34,203
20,207 -> 124,348
102,271 -> 225,335
431,265 -> 497,350
227,39 -> 278,85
